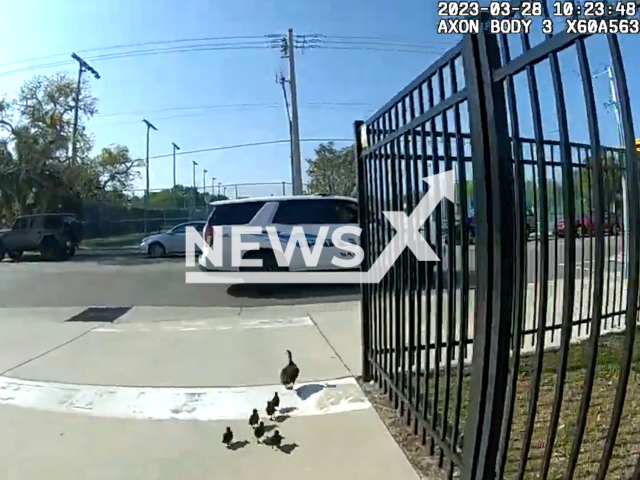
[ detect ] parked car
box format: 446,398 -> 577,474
139,221 -> 207,257
198,195 -> 359,272
555,212 -> 621,237
0,213 -> 82,261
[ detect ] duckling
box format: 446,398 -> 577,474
254,421 -> 266,443
280,349 -> 300,390
271,392 -> 280,410
249,408 -> 259,427
266,400 -> 276,420
270,430 -> 283,449
222,427 -> 233,448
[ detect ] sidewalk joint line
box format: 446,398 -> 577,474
308,312 -> 355,377
0,325 -> 100,377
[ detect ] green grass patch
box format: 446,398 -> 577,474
376,328 -> 640,479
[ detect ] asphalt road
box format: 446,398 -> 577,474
0,236 -> 624,308
0,252 -> 361,308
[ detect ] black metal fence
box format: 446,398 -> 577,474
355,11 -> 639,480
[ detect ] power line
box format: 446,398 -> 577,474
147,138 -> 353,160
0,43 -> 273,78
95,101 -> 372,118
0,35 -> 276,69
0,36 -> 453,78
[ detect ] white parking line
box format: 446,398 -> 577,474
0,376 -> 370,421
93,316 -> 315,333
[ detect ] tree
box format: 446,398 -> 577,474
92,145 -> 142,193
0,72 -> 137,222
306,142 -> 356,197
143,185 -> 228,209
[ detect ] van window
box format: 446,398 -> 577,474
273,199 -> 357,225
208,202 -> 266,226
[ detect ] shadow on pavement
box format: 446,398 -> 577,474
294,383 -> 337,400
278,443 -> 299,454
226,283 -> 361,299
228,440 -> 250,451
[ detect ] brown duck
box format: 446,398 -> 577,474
280,349 -> 300,390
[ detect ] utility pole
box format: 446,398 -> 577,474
284,29 -> 303,196
172,142 -> 180,188
70,53 -> 100,164
142,119 -> 158,233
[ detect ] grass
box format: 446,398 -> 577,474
361,327 -> 640,480
82,233 -> 146,249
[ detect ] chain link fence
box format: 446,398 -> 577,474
78,181 -> 310,248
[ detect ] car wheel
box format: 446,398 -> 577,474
7,250 -> 23,261
240,250 -> 285,272
40,237 -> 63,261
0,242 -> 5,260
148,242 -> 166,258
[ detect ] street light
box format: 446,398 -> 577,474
192,161 -> 198,209
172,142 -> 180,188
142,119 -> 158,233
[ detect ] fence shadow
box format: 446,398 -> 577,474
226,283 -> 361,300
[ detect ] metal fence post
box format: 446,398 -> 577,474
461,24 -> 516,480
354,119 -> 372,382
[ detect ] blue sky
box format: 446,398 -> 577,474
0,0 -> 638,198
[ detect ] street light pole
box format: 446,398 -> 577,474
171,142 -> 180,188
203,169 -> 208,204
142,119 -> 158,233
70,53 -> 100,164
211,177 -> 217,197
192,161 -> 198,210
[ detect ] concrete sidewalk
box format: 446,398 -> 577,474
0,301 -> 421,480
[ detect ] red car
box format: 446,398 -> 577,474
555,212 -> 621,237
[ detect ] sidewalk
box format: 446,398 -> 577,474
0,301 -> 422,480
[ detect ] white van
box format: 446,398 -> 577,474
197,195 -> 360,272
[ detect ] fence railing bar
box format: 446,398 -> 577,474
563,35 -> 607,480
355,121 -> 372,382
365,42 -> 463,126
517,33 -> 549,480
530,148 -> 540,352
586,151 -> 595,337
361,90 -> 468,159
390,104 -> 403,410
495,31 -> 527,480
596,34 -> 640,480
397,98 -> 409,418
426,72 -> 444,456
576,148 -> 587,339
369,360 -> 465,468
451,77 -> 470,478
494,32 -> 589,82
440,62 -> 457,469
516,29 -> 551,480
406,89 -> 420,430
539,41 -> 577,480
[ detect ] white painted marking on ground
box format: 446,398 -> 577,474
0,376 -> 369,421
93,316 -> 315,333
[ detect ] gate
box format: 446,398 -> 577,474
355,6 -> 640,480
